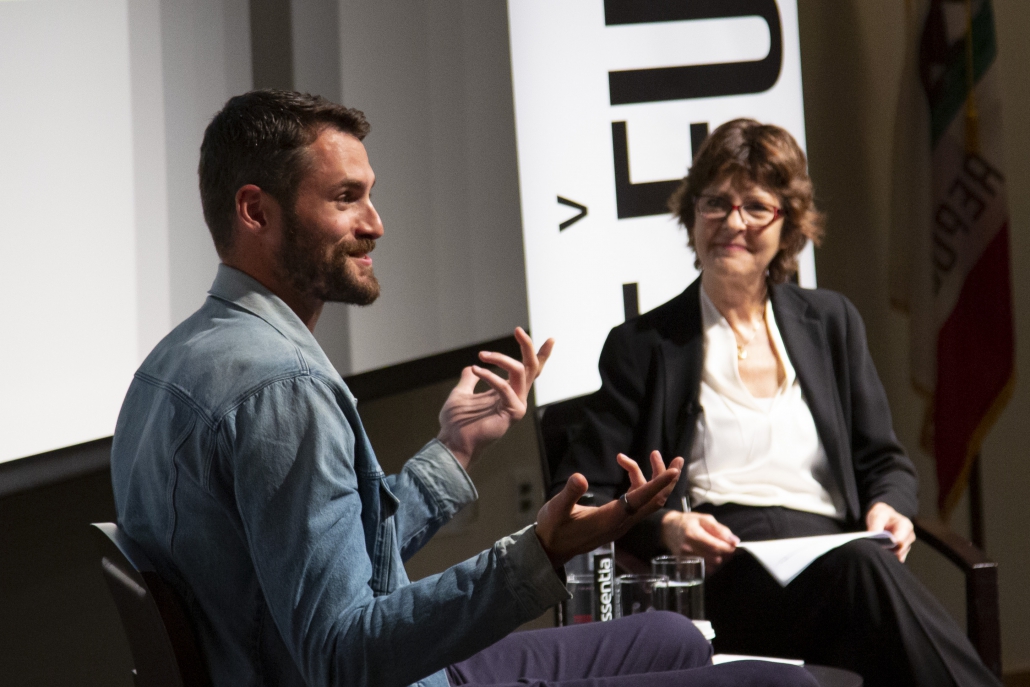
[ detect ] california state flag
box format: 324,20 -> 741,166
890,0 -> 1015,518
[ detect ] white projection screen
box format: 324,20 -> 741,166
0,0 -> 137,463
508,0 -> 814,405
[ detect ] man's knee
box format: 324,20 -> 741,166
616,611 -> 712,669
634,609 -> 698,637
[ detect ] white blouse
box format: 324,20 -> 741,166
687,286 -> 846,519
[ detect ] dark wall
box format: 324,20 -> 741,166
0,468 -> 132,686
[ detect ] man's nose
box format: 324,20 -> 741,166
357,202 -> 385,239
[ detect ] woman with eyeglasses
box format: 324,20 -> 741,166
554,119 -> 1000,687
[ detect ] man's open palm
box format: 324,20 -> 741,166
536,451 -> 684,567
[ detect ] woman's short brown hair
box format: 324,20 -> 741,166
667,118 -> 824,284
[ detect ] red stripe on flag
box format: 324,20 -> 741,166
934,224 -> 1015,514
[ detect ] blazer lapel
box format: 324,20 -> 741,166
659,279 -> 705,472
770,285 -> 859,520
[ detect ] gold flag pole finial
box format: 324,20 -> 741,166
965,0 -> 980,154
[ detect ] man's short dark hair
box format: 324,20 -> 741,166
198,90 -> 370,254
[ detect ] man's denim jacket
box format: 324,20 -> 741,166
111,265 -> 567,687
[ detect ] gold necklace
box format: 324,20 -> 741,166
730,325 -> 758,359
728,309 -> 766,360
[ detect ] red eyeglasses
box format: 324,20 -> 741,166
697,195 -> 783,229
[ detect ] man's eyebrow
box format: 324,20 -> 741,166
330,178 -> 369,193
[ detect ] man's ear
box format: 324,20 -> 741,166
235,184 -> 269,235
224,185 -> 284,267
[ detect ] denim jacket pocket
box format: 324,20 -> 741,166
370,479 -> 400,594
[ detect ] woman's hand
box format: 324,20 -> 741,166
660,510 -> 740,569
865,502 -> 916,562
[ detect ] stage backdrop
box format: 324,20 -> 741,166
508,0 -> 814,405
0,0 -> 248,467
0,0 -> 137,464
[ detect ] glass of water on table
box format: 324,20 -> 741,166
614,574 -> 669,618
651,555 -> 705,619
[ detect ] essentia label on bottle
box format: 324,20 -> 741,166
593,550 -> 614,621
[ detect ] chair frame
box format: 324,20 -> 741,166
912,517 -> 1001,677
90,523 -> 211,687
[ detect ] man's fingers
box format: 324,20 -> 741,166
478,351 -> 527,391
624,466 -> 681,514
454,366 -> 480,393
651,468 -> 681,505
513,327 -> 555,381
616,453 -> 647,490
535,337 -> 555,371
514,326 -> 537,366
513,327 -> 541,385
549,473 -> 589,518
470,365 -> 523,410
648,451 -> 667,479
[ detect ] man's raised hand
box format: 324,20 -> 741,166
535,451 -> 684,568
437,327 -> 554,469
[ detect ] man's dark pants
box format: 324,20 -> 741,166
447,612 -> 817,686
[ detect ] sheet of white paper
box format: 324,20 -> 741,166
737,531 -> 896,586
692,619 -> 716,641
712,654 -> 805,666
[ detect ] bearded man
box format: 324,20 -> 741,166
110,90 -> 816,687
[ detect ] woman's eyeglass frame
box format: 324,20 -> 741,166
695,194 -> 783,230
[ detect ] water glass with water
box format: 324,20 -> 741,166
651,555 -> 705,619
614,574 -> 669,618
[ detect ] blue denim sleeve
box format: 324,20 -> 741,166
385,439 -> 478,560
224,375 -> 568,687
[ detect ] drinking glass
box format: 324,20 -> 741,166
561,573 -> 595,625
614,574 -> 668,618
651,555 -> 705,619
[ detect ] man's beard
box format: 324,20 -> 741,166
277,209 -> 381,306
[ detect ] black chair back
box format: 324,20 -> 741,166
534,393 -> 592,495
90,523 -> 210,687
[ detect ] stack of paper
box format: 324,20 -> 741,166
692,619 -> 716,640
736,531 -> 896,586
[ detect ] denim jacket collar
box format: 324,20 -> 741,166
208,263 -> 329,369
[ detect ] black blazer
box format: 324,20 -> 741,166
555,277 -> 919,559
